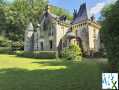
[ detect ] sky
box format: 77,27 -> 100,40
49,0 -> 117,19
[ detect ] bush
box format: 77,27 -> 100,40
0,36 -> 11,47
0,47 -> 11,54
11,41 -> 24,51
0,36 -> 13,54
62,44 -> 82,61
16,51 -> 56,59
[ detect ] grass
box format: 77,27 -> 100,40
0,54 -> 108,90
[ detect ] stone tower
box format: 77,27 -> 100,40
24,22 -> 34,51
71,3 -> 101,55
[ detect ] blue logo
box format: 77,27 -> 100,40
102,73 -> 118,89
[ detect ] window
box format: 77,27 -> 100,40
82,28 -> 86,33
93,29 -> 96,49
40,42 -> 44,50
48,29 -> 53,36
76,30 -> 78,36
93,29 -> 96,39
93,38 -> 96,49
48,24 -> 54,36
61,26 -> 64,29
51,30 -> 53,36
49,40 -> 53,49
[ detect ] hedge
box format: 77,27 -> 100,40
0,47 -> 12,54
16,51 -> 57,59
0,36 -> 11,47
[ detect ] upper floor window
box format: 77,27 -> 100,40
76,30 -> 78,36
40,32 -> 44,38
61,26 -> 64,30
48,24 -> 54,36
82,28 -> 87,33
93,29 -> 96,39
48,29 -> 53,36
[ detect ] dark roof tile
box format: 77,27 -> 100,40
71,3 -> 89,24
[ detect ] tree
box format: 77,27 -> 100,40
50,5 -> 73,20
0,0 -> 47,41
0,36 -> 11,47
101,0 -> 119,72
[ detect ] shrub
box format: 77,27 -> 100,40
0,36 -> 13,54
11,41 -> 24,51
16,51 -> 56,59
0,36 -> 11,47
0,47 -> 11,54
62,44 -> 82,61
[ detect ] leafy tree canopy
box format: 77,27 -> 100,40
101,0 -> 119,72
50,5 -> 73,20
0,0 -> 47,41
0,0 -> 72,42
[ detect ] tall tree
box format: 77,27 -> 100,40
0,0 -> 72,42
0,0 -> 47,41
101,0 -> 119,72
51,5 -> 73,20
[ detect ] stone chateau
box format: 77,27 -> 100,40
24,3 -> 101,55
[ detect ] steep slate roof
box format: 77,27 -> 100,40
71,3 -> 90,24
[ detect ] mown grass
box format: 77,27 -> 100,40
0,54 -> 107,90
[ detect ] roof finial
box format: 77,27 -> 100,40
90,15 -> 95,21
73,9 -> 78,19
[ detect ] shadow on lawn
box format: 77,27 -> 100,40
0,60 -> 103,90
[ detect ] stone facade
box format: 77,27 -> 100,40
24,3 -> 101,55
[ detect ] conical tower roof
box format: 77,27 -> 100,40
71,3 -> 90,24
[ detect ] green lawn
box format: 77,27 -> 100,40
0,54 -> 107,90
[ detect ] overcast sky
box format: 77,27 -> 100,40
49,0 -> 117,19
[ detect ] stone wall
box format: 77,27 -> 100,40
88,24 -> 100,52
56,22 -> 69,49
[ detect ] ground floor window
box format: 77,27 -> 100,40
49,40 -> 53,49
40,42 -> 44,50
